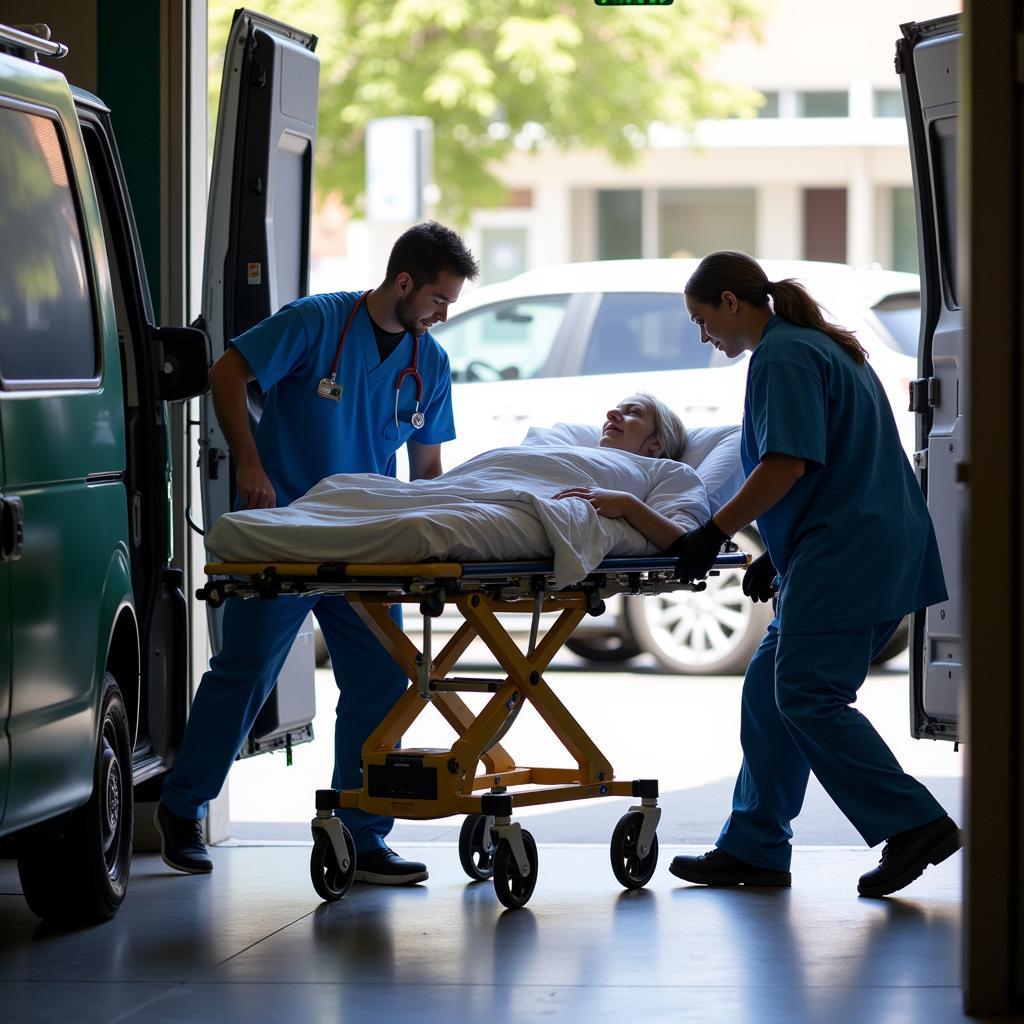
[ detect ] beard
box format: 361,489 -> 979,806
395,294 -> 425,336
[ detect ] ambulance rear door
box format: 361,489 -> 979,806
897,14 -> 963,742
199,9 -> 320,758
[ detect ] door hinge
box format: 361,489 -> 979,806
909,377 -> 940,413
913,449 -> 928,470
0,496 -> 24,563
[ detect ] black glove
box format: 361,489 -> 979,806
742,550 -> 778,603
668,518 -> 730,583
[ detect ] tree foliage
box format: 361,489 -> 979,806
210,0 -> 762,223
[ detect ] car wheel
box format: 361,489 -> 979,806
565,634 -> 642,663
872,616 -> 909,665
624,529 -> 773,676
17,672 -> 133,922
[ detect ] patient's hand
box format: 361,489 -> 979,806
552,487 -> 638,519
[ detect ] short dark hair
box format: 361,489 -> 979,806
385,221 -> 479,287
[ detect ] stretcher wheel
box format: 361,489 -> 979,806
458,814 -> 496,881
492,830 -> 538,910
310,826 -> 356,902
610,811 -> 659,890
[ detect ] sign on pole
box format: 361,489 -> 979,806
365,117 -> 434,223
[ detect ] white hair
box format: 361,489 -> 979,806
635,392 -> 687,461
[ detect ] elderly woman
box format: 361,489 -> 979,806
206,392 -> 707,588
553,391 -> 691,550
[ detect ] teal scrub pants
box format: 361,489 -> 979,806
161,594 -> 407,854
716,617 -> 946,872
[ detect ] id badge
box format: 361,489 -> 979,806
317,378 -> 343,402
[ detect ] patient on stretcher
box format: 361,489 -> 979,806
205,393 -> 720,587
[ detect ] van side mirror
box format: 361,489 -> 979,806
152,325 -> 211,402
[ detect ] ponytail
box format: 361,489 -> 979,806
685,251 -> 867,366
768,278 -> 866,366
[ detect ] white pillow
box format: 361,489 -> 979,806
520,421 -> 743,512
521,422 -> 601,448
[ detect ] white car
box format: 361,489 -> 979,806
426,258 -> 919,675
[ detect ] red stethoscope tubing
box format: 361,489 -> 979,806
327,289 -> 425,426
395,335 -> 423,403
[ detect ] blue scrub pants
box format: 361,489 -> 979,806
716,617 -> 946,872
161,594 -> 407,854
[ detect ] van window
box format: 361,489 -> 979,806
0,106 -> 97,383
435,296 -> 569,382
582,293 -> 725,375
930,116 -> 959,309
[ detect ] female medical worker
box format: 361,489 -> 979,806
668,251 -> 960,898
155,223 -> 479,884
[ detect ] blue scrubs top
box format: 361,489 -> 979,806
741,315 -> 947,634
232,291 -> 456,506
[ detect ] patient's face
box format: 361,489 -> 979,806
599,396 -> 661,457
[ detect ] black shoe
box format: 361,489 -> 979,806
858,815 -> 961,898
353,847 -> 428,885
154,803 -> 213,874
669,848 -> 791,887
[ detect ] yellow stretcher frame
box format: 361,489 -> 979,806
200,553 -> 749,908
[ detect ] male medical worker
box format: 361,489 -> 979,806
156,222 -> 479,882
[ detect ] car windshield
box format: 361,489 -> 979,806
432,296 -> 570,382
870,292 -> 921,357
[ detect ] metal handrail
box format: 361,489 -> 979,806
0,23 -> 68,60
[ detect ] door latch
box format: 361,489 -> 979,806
207,446 -> 227,480
909,377 -> 940,413
0,496 -> 24,563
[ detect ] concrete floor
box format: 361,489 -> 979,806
0,841 -> 970,1024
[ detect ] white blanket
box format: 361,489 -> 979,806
206,445 -> 709,587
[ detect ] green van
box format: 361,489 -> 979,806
0,24 -> 209,921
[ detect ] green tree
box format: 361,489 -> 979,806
210,0 -> 762,223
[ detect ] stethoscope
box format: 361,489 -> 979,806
317,288 -> 425,430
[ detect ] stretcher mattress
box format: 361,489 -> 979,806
206,445 -> 711,588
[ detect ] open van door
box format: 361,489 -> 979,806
199,9 -> 319,758
0,438 -> 9,827
897,14 -> 963,742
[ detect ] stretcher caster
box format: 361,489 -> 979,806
610,810 -> 659,890
493,828 -> 538,909
310,822 -> 356,902
459,814 -> 496,881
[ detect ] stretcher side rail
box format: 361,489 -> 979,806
197,552 -> 751,608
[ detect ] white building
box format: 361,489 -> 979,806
465,0 -> 959,285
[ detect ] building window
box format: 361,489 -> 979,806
796,90 -> 849,118
657,188 -> 757,259
803,188 -> 847,263
891,187 -> 918,274
757,91 -> 780,118
597,190 -> 642,260
874,89 -> 905,118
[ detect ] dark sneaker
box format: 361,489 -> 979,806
353,847 -> 428,885
669,847 -> 791,887
858,815 -> 962,898
154,803 -> 213,874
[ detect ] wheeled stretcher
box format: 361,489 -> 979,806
198,551 -> 749,909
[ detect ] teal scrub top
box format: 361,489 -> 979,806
232,291 -> 456,506
741,315 -> 947,634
